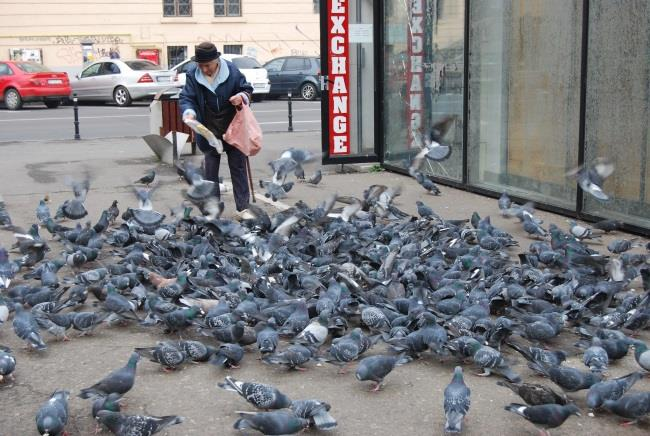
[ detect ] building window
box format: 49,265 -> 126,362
214,0 -> 241,17
167,46 -> 187,68
164,0 -> 192,17
223,44 -> 242,55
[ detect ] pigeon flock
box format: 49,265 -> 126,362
0,137 -> 649,436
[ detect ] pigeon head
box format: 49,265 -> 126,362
127,352 -> 141,367
566,403 -> 581,417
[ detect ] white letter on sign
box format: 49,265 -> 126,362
332,95 -> 348,114
331,15 -> 345,34
331,56 -> 346,74
331,76 -> 347,94
333,115 -> 347,133
411,0 -> 423,14
410,56 -> 422,72
410,93 -> 421,111
331,36 -> 345,55
333,136 -> 348,153
411,35 -> 422,53
331,0 -> 344,14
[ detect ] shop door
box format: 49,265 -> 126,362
321,0 -> 379,164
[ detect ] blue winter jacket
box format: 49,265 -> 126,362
179,60 -> 253,153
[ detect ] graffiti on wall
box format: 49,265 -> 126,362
53,35 -> 123,45
55,45 -> 120,64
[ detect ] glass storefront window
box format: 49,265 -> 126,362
467,0 -> 582,209
583,1 -> 650,229
383,0 -> 465,181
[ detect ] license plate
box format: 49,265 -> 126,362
157,77 -> 171,82
254,83 -> 266,88
48,79 -> 63,85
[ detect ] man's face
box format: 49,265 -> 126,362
198,59 -> 219,77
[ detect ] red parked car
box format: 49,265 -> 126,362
0,61 -> 71,110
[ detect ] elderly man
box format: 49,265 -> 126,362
180,42 -> 253,212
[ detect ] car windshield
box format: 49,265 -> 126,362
15,62 -> 50,73
124,60 -> 161,71
232,57 -> 261,69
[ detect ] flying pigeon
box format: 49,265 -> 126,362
567,157 -> 614,201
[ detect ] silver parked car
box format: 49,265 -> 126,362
70,59 -> 177,106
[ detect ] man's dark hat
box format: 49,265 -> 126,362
192,42 -> 221,63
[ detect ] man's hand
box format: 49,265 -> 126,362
183,113 -> 196,122
229,94 -> 243,106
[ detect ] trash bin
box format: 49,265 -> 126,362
149,89 -> 196,155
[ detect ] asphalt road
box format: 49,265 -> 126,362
0,99 -> 321,142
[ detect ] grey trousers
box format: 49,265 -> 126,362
203,141 -> 250,211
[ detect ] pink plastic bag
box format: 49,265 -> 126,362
223,104 -> 262,157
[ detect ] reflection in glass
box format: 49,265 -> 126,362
467,1 -> 582,209
383,0 -> 464,181
583,2 -> 650,228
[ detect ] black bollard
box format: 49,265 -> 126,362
287,91 -> 293,132
73,93 -> 80,140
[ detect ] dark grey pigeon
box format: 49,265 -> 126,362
583,342 -> 609,374
469,341 -> 521,383
444,366 -> 470,433
355,354 -> 410,391
209,343 -> 245,369
496,380 -> 567,406
586,371 -> 642,410
134,169 -> 155,186
234,411 -> 309,435
498,191 -> 511,214
505,403 -> 580,435
256,319 -> 280,355
529,362 -> 601,392
12,303 -> 47,351
36,198 -> 51,223
96,410 -> 184,436
218,376 -> 292,410
79,352 -> 140,399
603,392 -> 650,425
35,390 -> 69,436
0,345 -> 16,382
0,195 -> 12,226
92,392 -> 122,419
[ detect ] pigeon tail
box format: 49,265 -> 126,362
312,411 -> 338,430
444,411 -> 464,433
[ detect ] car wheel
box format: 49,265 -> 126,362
44,99 -> 61,109
113,86 -> 132,107
300,82 -> 318,101
4,88 -> 23,110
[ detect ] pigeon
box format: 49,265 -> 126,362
355,354 -> 410,391
177,340 -> 217,363
607,238 -> 640,254
96,410 -> 184,436
529,362 -> 601,392
0,194 -> 12,226
408,116 -> 455,176
593,218 -> 622,233
568,220 -> 603,241
134,169 -> 156,186
209,343 -> 245,369
0,247 -> 18,288
505,403 -> 580,436
567,157 -> 614,201
12,303 -> 47,351
79,352 -> 140,399
506,342 -> 567,368
35,390 -> 69,436
107,200 -> 120,223
134,342 -> 187,372
0,345 -> 16,382
443,366 -> 471,433
233,411 -> 309,435
583,341 -> 609,374
498,192 -> 512,214
35,198 -> 51,224
497,380 -> 567,406
290,399 -> 337,430
307,169 -> 322,185
468,341 -> 521,383
416,200 -> 434,219
218,376 -> 292,410
295,313 -> 329,347
631,340 -> 650,372
92,392 -> 123,419
602,392 -> 650,425
586,372 -> 643,410
262,344 -> 316,371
